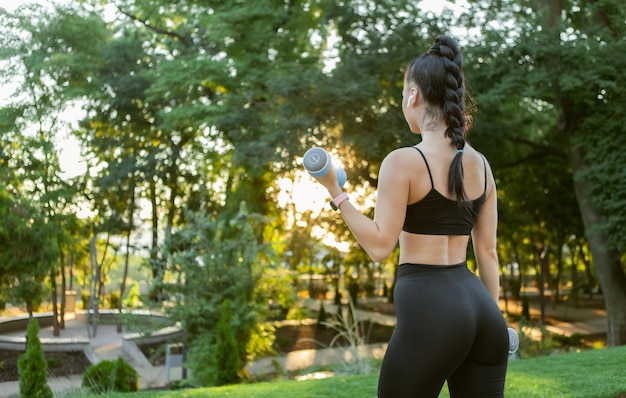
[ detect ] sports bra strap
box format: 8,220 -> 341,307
412,147 -> 434,189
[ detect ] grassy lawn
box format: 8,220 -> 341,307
71,346 -> 626,398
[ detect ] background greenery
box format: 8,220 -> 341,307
0,0 -> 624,389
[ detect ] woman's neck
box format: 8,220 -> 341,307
419,126 -> 449,147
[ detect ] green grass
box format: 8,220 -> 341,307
70,346 -> 626,398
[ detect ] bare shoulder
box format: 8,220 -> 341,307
378,147 -> 421,185
467,145 -> 492,168
381,146 -> 420,169
467,145 -> 496,191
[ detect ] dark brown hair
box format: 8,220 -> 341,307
406,35 -> 472,205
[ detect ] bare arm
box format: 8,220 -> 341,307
471,160 -> 500,303
315,150 -> 409,262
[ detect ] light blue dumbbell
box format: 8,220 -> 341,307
508,327 -> 519,354
303,147 -> 346,187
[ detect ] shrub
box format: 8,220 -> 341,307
186,300 -> 247,387
163,207 -> 271,386
215,300 -> 241,386
321,296 -> 374,375
82,358 -> 139,393
18,319 -> 53,398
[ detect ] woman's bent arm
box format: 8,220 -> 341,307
318,150 -> 409,262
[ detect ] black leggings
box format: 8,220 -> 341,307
378,262 -> 509,398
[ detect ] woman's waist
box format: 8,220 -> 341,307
399,233 -> 470,264
397,261 -> 469,279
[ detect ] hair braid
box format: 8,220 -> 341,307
407,35 -> 471,206
429,36 -> 466,149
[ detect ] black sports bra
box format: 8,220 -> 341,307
402,147 -> 487,236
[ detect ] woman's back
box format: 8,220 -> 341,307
397,143 -> 495,266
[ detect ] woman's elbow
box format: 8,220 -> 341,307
366,245 -> 394,263
476,247 -> 499,266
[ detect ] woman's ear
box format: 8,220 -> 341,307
407,87 -> 419,106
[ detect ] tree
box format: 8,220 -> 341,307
18,319 -> 53,398
0,194 -> 50,316
214,299 -> 241,386
0,3 -> 95,329
464,0 -> 626,345
163,203 -> 268,386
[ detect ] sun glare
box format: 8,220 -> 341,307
277,164 -> 355,253
278,170 -> 328,216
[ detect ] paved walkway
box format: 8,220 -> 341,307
0,296 -> 608,397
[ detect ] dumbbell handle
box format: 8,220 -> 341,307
303,147 -> 346,187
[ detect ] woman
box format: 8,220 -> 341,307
314,35 -> 509,397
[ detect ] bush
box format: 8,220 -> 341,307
215,300 -> 241,386
163,207 -> 265,387
186,300 -> 246,387
82,358 -> 139,393
18,319 -> 53,398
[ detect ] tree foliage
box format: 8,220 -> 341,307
161,203 -> 274,385
1,0 -> 625,369
463,0 -> 626,344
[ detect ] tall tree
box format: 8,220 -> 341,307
465,0 -> 626,345
163,204 -> 267,386
0,3 -> 89,325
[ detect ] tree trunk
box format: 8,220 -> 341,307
150,176 -> 159,279
118,182 -> 136,333
569,144 -> 626,346
60,250 -> 66,330
552,237 -> 565,310
537,0 -> 626,347
51,267 -> 60,337
538,246 -> 548,325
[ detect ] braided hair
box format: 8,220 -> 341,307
406,35 -> 471,206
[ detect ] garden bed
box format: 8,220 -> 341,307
0,349 -> 91,383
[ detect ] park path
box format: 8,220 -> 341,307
0,316 -> 167,398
